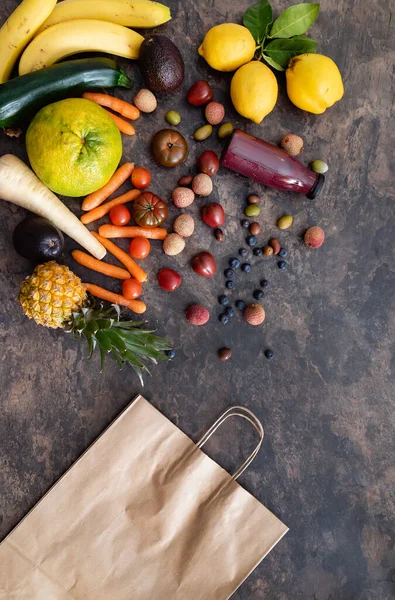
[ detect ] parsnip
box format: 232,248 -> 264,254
0,155 -> 106,260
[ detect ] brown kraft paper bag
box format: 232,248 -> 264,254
0,395 -> 288,599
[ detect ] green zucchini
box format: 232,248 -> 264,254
0,58 -> 133,128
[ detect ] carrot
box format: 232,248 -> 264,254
104,110 -> 135,135
82,163 -> 135,212
72,250 -> 131,280
80,189 -> 140,225
98,224 -> 168,240
92,232 -> 147,283
84,283 -> 146,314
82,92 -> 140,121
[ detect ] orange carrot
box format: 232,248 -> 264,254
91,232 -> 147,283
98,224 -> 168,240
80,189 -> 140,225
84,283 -> 146,314
72,250 -> 131,280
82,163 -> 135,212
82,92 -> 140,120
105,110 -> 135,135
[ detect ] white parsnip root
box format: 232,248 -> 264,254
0,154 -> 106,260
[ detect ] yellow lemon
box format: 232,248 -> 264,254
230,61 -> 278,124
198,23 -> 256,72
26,98 -> 122,197
286,53 -> 344,114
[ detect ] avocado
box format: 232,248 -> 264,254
139,35 -> 184,93
13,216 -> 64,262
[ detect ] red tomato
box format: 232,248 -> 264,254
122,278 -> 143,299
129,237 -> 151,259
157,269 -> 182,291
131,167 -> 151,189
197,150 -> 219,177
109,205 -> 131,226
187,81 -> 214,107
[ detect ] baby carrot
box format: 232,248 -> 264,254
80,189 -> 140,225
91,232 -> 147,283
98,224 -> 168,240
84,283 -> 146,314
82,92 -> 140,120
82,163 -> 135,211
72,250 -> 131,280
104,110 -> 135,135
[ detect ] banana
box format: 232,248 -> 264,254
19,20 -> 145,75
37,0 -> 171,34
0,0 -> 57,83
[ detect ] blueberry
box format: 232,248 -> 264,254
229,257 -> 241,269
260,279 -> 269,288
241,263 -> 252,273
235,300 -> 246,310
219,313 -> 229,325
264,349 -> 274,360
246,235 -> 257,246
225,307 -> 235,317
278,261 -> 288,270
253,289 -> 264,300
224,268 -> 235,279
239,247 -> 248,257
165,349 -> 176,359
218,294 -> 229,306
279,248 -> 288,258
225,280 -> 235,289
241,219 -> 250,228
253,248 -> 263,257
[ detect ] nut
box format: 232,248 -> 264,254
192,173 -> 213,196
205,101 -> 225,125
249,222 -> 261,236
172,187 -> 195,208
185,304 -> 210,326
280,134 -> 304,156
178,175 -> 193,186
173,214 -> 195,238
277,215 -> 293,230
214,228 -> 224,242
304,226 -> 325,248
133,88 -> 157,113
269,238 -> 281,254
163,233 -> 185,255
218,347 -> 232,361
244,304 -> 266,326
263,246 -> 274,256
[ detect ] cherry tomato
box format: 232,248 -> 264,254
187,80 -> 214,107
122,278 -> 143,299
109,205 -> 131,226
132,192 -> 168,228
191,252 -> 216,277
157,268 -> 182,291
129,237 -> 151,259
201,203 -> 225,228
197,150 -> 219,177
151,129 -> 188,167
131,167 -> 151,189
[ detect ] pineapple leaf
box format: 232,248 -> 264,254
84,332 -> 95,359
105,330 -> 127,353
95,330 -> 112,352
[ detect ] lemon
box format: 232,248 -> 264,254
26,98 -> 122,197
230,61 -> 278,124
198,23 -> 256,72
286,54 -> 344,114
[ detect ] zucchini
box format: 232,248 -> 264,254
0,58 -> 132,127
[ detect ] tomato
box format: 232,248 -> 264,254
201,203 -> 225,228
131,167 -> 151,189
109,205 -> 131,226
157,268 -> 182,291
132,192 -> 168,228
129,237 -> 151,259
122,278 -> 143,299
187,81 -> 214,107
191,252 -> 216,277
197,150 -> 219,177
151,129 -> 188,167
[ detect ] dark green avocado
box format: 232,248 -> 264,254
13,216 -> 64,262
139,35 -> 184,93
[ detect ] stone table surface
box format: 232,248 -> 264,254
0,0 -> 394,598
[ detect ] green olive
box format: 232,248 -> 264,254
277,215 -> 293,230
311,159 -> 328,174
218,122 -> 234,139
244,204 -> 260,217
166,110 -> 181,126
194,124 -> 213,141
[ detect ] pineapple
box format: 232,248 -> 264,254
18,262 -> 172,382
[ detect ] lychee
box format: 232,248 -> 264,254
185,304 -> 210,326
304,226 -> 325,248
173,214 -> 195,238
163,233 -> 185,256
205,102 -> 225,125
192,173 -> 213,197
244,304 -> 266,326
172,187 -> 195,208
280,133 -> 304,156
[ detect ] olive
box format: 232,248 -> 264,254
248,194 -> 261,204
218,123 -> 234,139
311,159 -> 328,174
214,227 -> 224,242
244,204 -> 260,217
249,222 -> 261,236
166,110 -> 181,126
218,347 -> 232,361
194,124 -> 213,141
277,215 -> 293,230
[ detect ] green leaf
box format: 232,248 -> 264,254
243,0 -> 273,43
262,54 -> 285,71
264,35 -> 317,68
268,3 -> 319,39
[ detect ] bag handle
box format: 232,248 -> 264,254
197,406 -> 264,480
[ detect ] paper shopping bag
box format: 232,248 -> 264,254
0,396 -> 288,599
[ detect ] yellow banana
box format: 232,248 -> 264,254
0,0 -> 57,83
19,20 -> 144,75
37,0 -> 171,34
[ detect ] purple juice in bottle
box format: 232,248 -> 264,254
220,129 -> 325,199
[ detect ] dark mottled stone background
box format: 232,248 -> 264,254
0,0 -> 394,598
